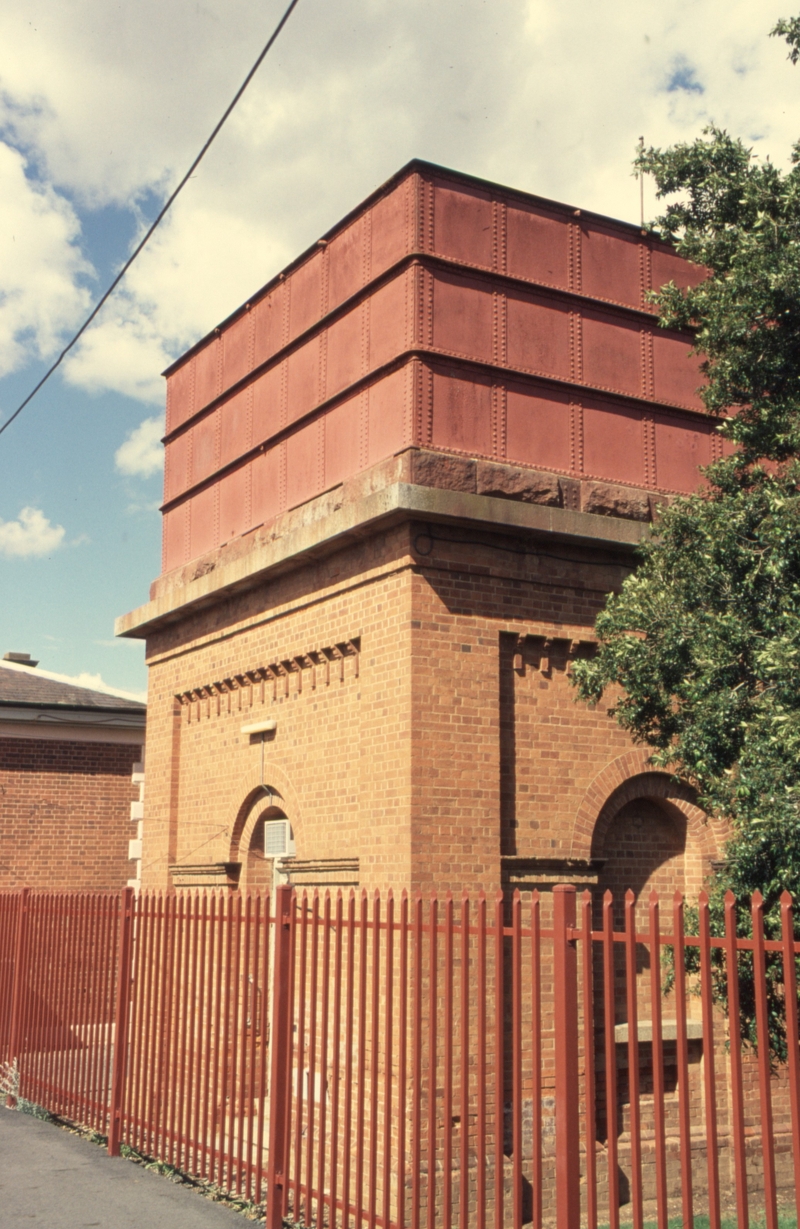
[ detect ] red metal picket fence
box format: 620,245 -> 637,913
2,883 -> 800,1229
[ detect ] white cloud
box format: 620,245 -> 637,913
115,414 -> 164,477
0,507 -> 65,558
0,655 -> 146,702
0,0 -> 798,404
64,671 -> 147,704
0,142 -> 91,379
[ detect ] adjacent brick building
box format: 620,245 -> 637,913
0,658 -> 146,891
116,160 -> 726,906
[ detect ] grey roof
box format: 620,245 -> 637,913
0,665 -> 146,713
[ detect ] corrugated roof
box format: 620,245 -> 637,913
0,664 -> 146,713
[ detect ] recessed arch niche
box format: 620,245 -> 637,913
231,785 -> 292,894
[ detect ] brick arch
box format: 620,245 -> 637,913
590,773 -> 717,865
229,760 -> 304,866
570,750 -> 725,863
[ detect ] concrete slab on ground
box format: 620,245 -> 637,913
0,1108 -> 254,1228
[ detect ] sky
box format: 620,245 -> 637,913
0,0 -> 798,701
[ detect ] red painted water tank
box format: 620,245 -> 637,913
159,160 -> 712,576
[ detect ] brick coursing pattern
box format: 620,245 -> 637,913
141,517 -> 722,900
0,738 -> 141,891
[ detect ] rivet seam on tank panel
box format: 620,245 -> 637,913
161,357 -> 435,515
318,321 -> 328,406
425,175 -> 434,255
411,263 -> 423,349
214,481 -> 221,553
244,446 -> 253,533
643,415 -> 657,489
412,172 -> 424,253
568,216 -> 581,294
403,359 -> 414,448
317,415 -> 325,493
360,297 -> 369,380
187,355 -> 196,430
408,249 -> 680,316
163,163 -> 685,378
245,379 -> 254,459
403,263 -> 412,351
403,174 -> 412,257
359,387 -> 369,471
363,205 -> 372,288
491,384 -> 507,460
493,199 -> 507,277
278,439 -> 287,514
320,237 -> 329,319
417,339 -> 703,418
492,290 -> 507,367
642,327 -> 655,401
424,267 -> 434,347
214,392 -> 222,479
279,352 -> 288,432
570,402 -> 585,477
184,488 -> 191,567
422,362 -> 434,447
282,272 -> 291,350
158,351 -> 713,517
163,253 -> 691,444
185,424 -> 195,509
245,305 -> 256,461
569,310 -> 583,384
639,241 -> 653,312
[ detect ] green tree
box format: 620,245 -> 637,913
571,16 -> 800,1058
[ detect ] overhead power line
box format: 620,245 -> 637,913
0,0 -> 302,440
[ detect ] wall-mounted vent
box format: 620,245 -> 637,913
264,819 -> 294,858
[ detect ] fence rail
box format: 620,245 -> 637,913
2,883 -> 799,1229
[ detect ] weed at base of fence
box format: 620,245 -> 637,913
15,1098 -> 52,1122
117,1143 -> 266,1223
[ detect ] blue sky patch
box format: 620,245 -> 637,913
664,56 -> 705,95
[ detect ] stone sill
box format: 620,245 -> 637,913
614,1019 -> 703,1043
116,480 -> 646,640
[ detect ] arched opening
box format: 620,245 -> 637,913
233,786 -> 296,894
589,774 -> 716,1210
588,770 -> 715,922
597,795 -> 688,929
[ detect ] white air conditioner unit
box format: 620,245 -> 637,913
263,818 -> 294,858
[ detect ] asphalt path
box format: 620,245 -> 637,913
0,1108 -> 253,1227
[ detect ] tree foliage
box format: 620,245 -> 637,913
571,16 -> 800,1055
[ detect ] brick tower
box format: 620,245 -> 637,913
117,161 -> 725,902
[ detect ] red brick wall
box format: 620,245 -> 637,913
140,513 -> 723,897
0,737 -> 141,891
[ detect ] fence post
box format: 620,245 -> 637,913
266,885 -> 294,1229
108,887 -> 135,1156
553,884 -> 580,1229
6,886 -> 30,1108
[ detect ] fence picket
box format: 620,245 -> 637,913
602,890 -> 620,1229
3,882 -> 800,1229
699,891 -> 721,1229
648,892 -> 668,1229
673,891 -> 694,1229
780,891 -> 800,1229
724,889 -> 749,1229
752,890 -> 779,1229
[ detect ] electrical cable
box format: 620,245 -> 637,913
0,0 -> 302,440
